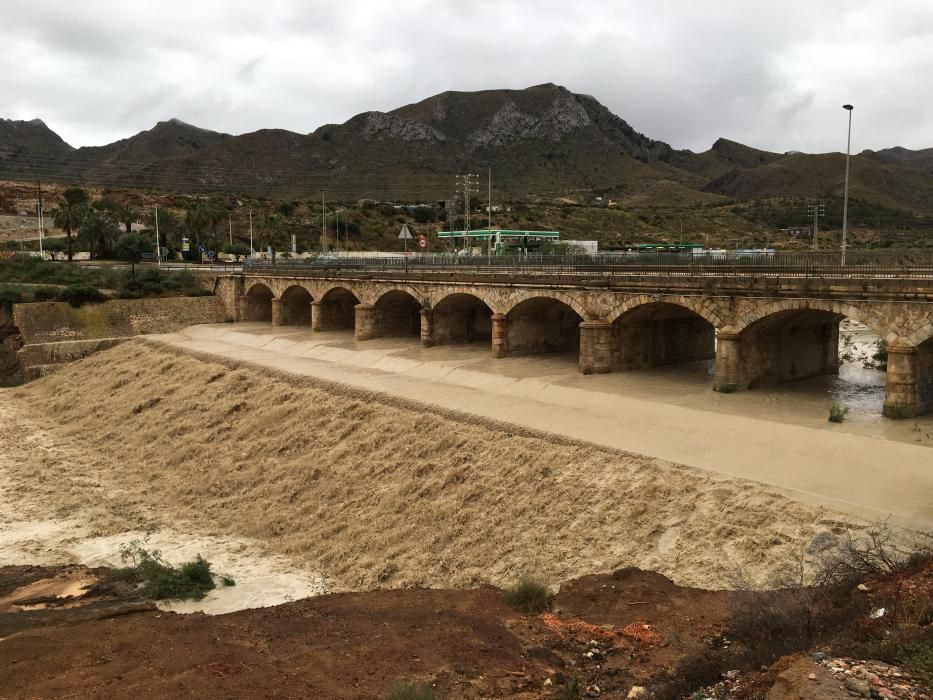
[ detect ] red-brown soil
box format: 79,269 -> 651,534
0,567 -> 732,699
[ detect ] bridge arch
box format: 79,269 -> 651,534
606,295 -> 724,329
503,291 -> 589,321
506,296 -> 583,356
732,299 -> 890,340
432,292 -> 493,345
373,289 -> 423,338
610,298 -> 718,370
278,285 -> 314,326
316,286 -> 360,331
243,282 -> 274,322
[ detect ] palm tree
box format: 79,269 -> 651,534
78,209 -> 119,260
50,187 -> 89,261
259,213 -> 288,264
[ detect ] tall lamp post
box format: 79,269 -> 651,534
841,104 -> 854,266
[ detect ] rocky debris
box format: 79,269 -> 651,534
814,655 -> 931,700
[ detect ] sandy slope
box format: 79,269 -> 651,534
0,340 -> 874,591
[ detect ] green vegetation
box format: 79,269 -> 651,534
58,284 -> 106,307
221,576 -> 236,587
828,403 -> 849,423
504,578 -> 554,614
0,256 -> 208,303
385,680 -> 438,700
113,539 -> 216,601
554,676 -> 584,700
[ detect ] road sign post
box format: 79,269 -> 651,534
399,224 -> 413,254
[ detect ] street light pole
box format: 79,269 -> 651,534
841,104 -> 854,266
154,205 -> 161,267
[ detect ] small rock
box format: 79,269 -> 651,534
812,652 -> 828,662
857,583 -> 870,592
844,677 -> 871,698
586,684 -> 600,696
543,678 -> 552,687
809,673 -> 818,681
626,686 -> 647,700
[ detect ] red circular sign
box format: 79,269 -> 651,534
418,238 -> 427,248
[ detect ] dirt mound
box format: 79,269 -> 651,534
0,340 -> 861,591
0,568 -> 732,699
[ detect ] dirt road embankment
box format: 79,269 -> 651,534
0,340 -> 875,591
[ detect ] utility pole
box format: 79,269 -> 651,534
36,180 -> 44,259
841,104 -> 854,266
321,192 -> 326,252
485,162 -> 493,256
154,205 -> 161,267
248,209 -> 254,257
807,201 -> 825,249
336,209 -> 340,254
228,213 -> 233,245
456,173 -> 479,253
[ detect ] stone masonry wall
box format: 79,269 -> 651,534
10,296 -> 229,381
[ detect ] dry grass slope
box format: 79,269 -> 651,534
4,340 -> 861,590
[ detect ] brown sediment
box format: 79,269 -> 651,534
0,340 -> 874,592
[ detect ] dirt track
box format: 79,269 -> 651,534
0,340 -> 870,591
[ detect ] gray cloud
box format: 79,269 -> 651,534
2,0 -> 930,154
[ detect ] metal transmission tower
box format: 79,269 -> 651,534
456,173 -> 480,251
807,201 -> 826,249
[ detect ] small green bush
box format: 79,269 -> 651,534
0,286 -> 23,308
32,286 -> 59,302
113,541 -> 216,601
828,403 -> 849,423
221,576 -> 236,587
555,676 -> 583,700
58,284 -> 106,307
505,578 -> 554,614
386,680 -> 437,700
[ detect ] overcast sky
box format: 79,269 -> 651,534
2,0 -> 931,153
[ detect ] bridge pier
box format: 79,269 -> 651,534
310,301 -> 323,332
354,303 -> 377,341
884,344 -> 933,418
579,320 -> 613,374
491,314 -> 509,358
237,295 -> 248,323
420,309 -> 435,348
270,299 -> 283,327
713,332 -> 747,392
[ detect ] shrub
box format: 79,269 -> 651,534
32,286 -> 59,301
113,540 -> 216,601
555,676 -> 583,700
57,284 -> 106,307
828,403 -> 849,423
385,680 -> 437,700
505,578 -> 554,614
0,285 -> 23,308
815,523 -> 933,586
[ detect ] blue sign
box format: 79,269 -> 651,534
198,245 -> 206,253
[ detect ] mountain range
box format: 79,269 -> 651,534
1,83 -> 932,213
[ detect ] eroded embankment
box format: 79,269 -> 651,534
0,340 -> 864,591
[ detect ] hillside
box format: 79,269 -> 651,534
1,84 -> 932,231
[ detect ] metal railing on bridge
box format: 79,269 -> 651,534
242,249 -> 933,280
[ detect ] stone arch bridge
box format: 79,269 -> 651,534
213,272 -> 933,418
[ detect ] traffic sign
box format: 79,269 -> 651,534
198,245 -> 206,253
418,238 -> 427,248
398,224 -> 413,240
